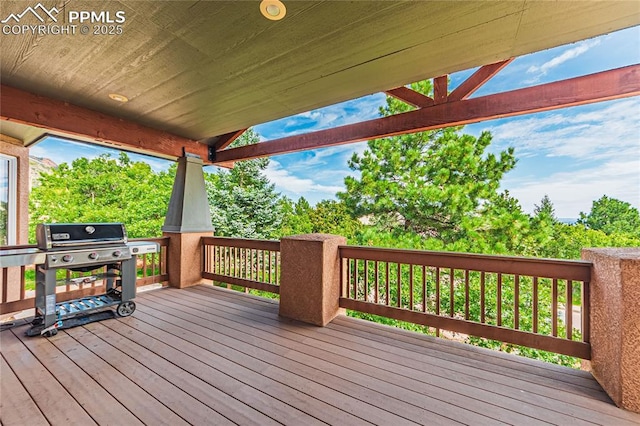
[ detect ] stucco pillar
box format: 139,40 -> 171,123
162,155 -> 213,288
279,234 -> 346,326
582,248 -> 640,413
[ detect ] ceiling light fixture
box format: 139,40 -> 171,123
108,93 -> 129,103
260,0 -> 286,21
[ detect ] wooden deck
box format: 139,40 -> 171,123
2,285 -> 639,426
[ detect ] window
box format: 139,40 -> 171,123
0,154 -> 17,246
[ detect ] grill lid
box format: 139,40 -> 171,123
36,223 -> 128,250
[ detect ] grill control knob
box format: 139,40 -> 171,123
62,255 -> 73,263
113,250 -> 122,258
88,252 -> 99,260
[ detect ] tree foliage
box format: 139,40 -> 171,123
29,153 -> 174,239
578,195 -> 640,237
339,80 -> 516,244
279,197 -> 362,242
279,197 -> 313,236
206,129 -> 282,238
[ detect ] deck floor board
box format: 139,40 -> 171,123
2,284 -> 639,426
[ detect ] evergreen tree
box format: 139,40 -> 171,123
577,195 -> 640,237
206,129 -> 282,238
338,79 -> 517,244
279,197 -> 313,236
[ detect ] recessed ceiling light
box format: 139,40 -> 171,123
260,0 -> 286,20
108,93 -> 129,103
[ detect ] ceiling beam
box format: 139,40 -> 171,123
204,128 -> 248,151
433,76 -> 448,104
0,85 -> 211,162
213,64 -> 640,164
384,87 -> 434,108
448,58 -> 515,102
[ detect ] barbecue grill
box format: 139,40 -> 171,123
23,223 -> 159,337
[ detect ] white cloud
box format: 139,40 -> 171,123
264,160 -> 343,201
485,99 -> 640,161
527,39 -> 601,76
256,94 -> 385,140
507,158 -> 640,218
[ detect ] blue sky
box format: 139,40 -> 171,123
32,26 -> 639,219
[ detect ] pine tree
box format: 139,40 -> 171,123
338,79 -> 517,244
206,129 -> 282,238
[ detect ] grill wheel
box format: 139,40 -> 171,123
116,301 -> 136,317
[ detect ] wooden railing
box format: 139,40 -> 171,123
130,237 -> 170,286
0,237 -> 169,316
339,246 -> 591,359
202,236 -> 281,294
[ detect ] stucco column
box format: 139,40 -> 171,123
279,234 -> 346,326
581,248 -> 640,413
162,155 -> 214,288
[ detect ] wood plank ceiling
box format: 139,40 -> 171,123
0,0 -> 638,159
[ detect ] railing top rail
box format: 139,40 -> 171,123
202,236 -> 280,251
2,239 -> 169,250
0,243 -> 38,250
339,245 -> 591,282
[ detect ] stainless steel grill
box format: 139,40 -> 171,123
23,223 -> 159,337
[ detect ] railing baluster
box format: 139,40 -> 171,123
409,264 -> 414,311
353,259 -> 358,299
2,267 -> 8,303
374,261 -> 379,304
480,271 -> 485,323
449,268 -> 454,317
245,249 -> 249,280
566,279 -> 573,340
385,262 -> 390,305
422,265 -> 426,313
20,266 -> 26,300
497,273 -> 502,327
552,278 -> 558,337
514,275 -> 520,330
464,270 -> 469,320
251,249 -> 255,281
142,254 -> 148,277
435,267 -> 440,316
364,260 -> 369,302
533,276 -> 539,333
397,262 -> 401,308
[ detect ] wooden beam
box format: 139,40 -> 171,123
0,85 -> 210,162
213,64 -> 640,164
433,75 -> 448,104
384,86 -> 434,108
0,133 -> 23,147
203,128 -> 247,151
448,58 -> 515,102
